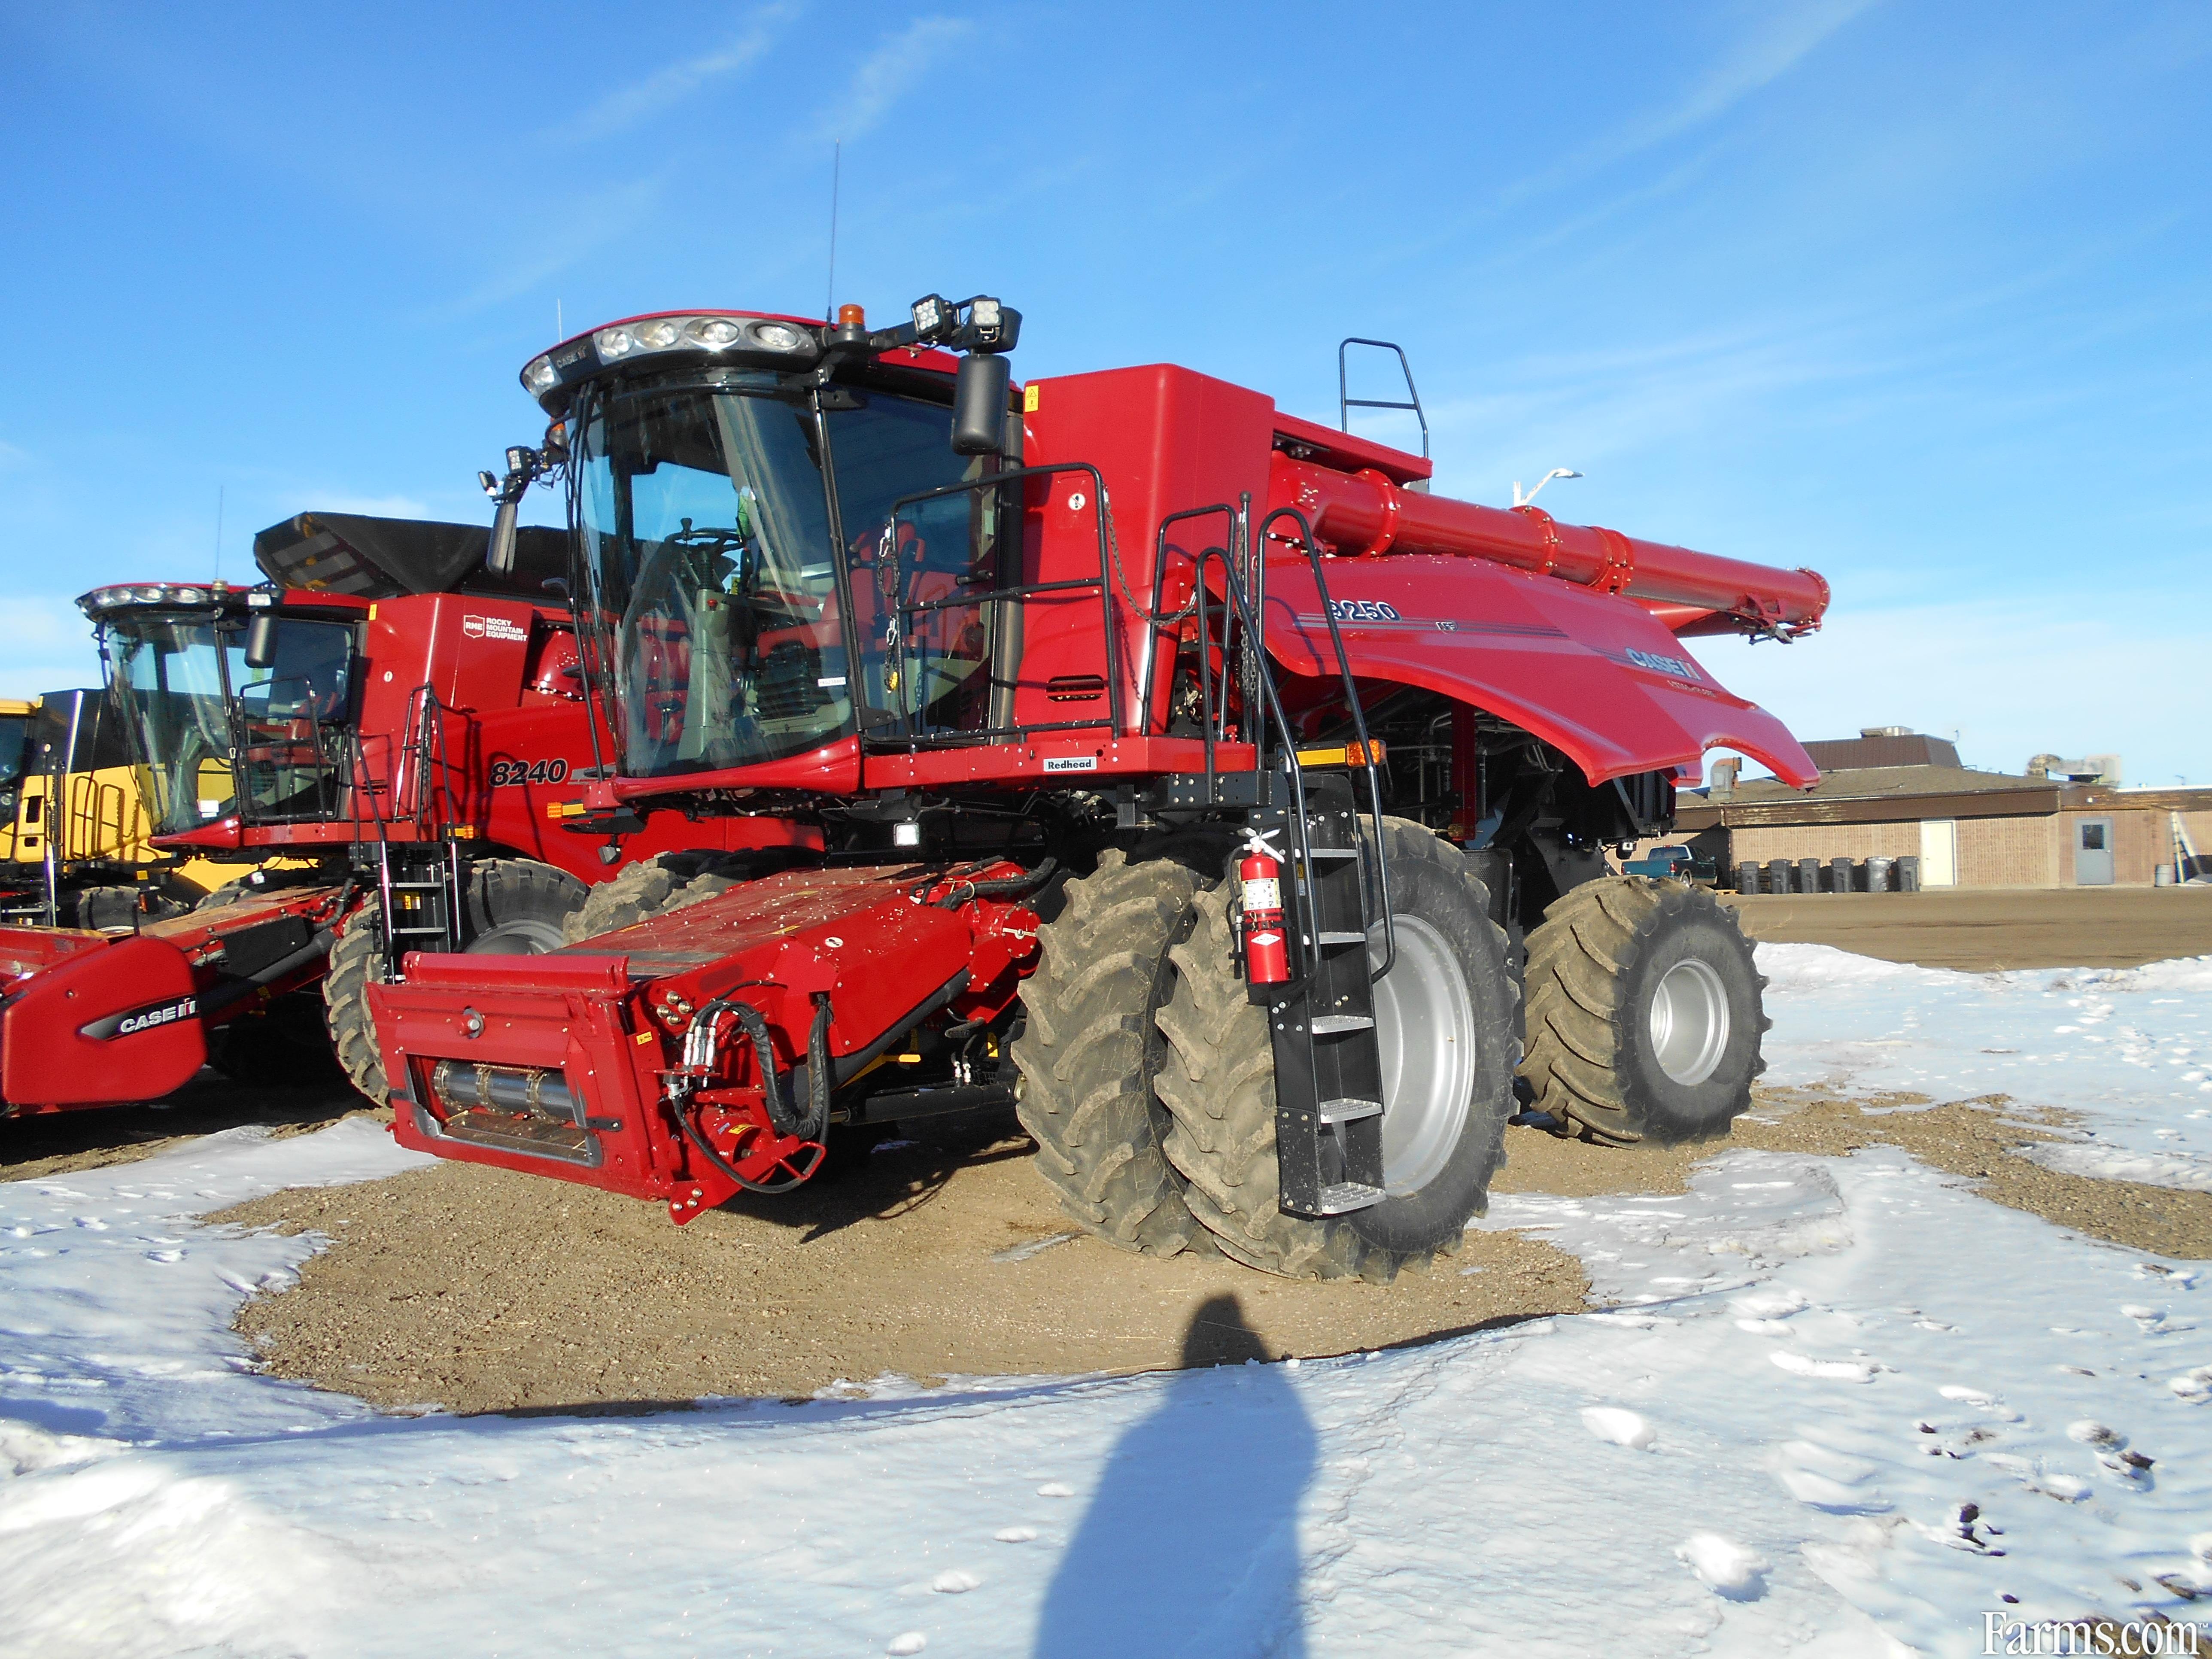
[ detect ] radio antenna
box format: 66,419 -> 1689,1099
825,140 -> 842,322
213,484 -> 224,582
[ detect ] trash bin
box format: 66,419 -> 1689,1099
1897,854 -> 1921,893
1831,856 -> 1856,895
1798,857 -> 1824,894
1736,862 -> 1762,894
1766,859 -> 1794,894
1868,855 -> 1895,892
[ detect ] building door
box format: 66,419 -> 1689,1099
2074,818 -> 2115,886
1919,819 -> 1958,887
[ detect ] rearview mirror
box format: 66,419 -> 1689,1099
486,498 -> 520,577
952,353 -> 1012,456
243,613 -> 280,670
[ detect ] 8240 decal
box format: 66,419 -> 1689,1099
488,758 -> 571,787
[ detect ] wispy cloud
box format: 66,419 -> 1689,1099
438,176 -> 669,317
560,2 -> 802,145
1507,0 -> 1881,202
810,16 -> 975,143
0,438 -> 30,470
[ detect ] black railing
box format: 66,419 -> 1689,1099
867,462 -> 1122,748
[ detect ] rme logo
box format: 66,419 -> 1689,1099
461,614 -> 529,644
82,995 -> 199,1041
1626,648 -> 1700,682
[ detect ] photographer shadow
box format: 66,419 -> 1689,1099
1034,1292 -> 1314,1659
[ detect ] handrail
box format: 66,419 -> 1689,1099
1260,506 -> 1397,982
1337,337 -> 1428,459
874,462 -> 1123,745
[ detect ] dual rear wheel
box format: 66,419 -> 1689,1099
1015,819 -> 1519,1282
1013,829 -> 1768,1280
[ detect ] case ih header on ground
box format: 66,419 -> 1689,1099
367,295 -> 1828,1281
0,514 -> 803,1116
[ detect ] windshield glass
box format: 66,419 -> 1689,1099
574,374 -> 990,779
0,715 -> 28,790
104,615 -> 355,834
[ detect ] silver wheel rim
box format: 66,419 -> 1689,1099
1368,915 -> 1476,1197
1648,957 -> 1730,1085
465,916 -> 567,956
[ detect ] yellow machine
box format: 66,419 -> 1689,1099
0,689 -> 223,928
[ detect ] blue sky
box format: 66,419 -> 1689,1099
3,2 -> 2206,781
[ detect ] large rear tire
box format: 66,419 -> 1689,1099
325,858 -> 586,1104
1519,875 -> 1767,1145
1009,845 -> 1221,1258
1154,818 -> 1519,1282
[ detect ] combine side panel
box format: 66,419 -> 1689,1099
1251,553 -> 1819,788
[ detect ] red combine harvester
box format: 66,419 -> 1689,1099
0,514 -> 806,1116
369,298 -> 1827,1280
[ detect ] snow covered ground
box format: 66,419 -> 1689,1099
1759,943 -> 2212,1192
3,947 -> 2209,1658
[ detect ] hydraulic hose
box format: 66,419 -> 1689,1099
682,991 -> 833,1142
927,855 -> 1059,909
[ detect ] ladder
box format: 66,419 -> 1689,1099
1265,773 -> 1388,1215
1148,499 -> 1398,1217
371,685 -> 468,975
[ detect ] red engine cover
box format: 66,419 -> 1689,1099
0,934 -> 207,1108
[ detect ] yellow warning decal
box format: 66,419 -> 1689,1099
634,1031 -> 653,1045
1023,383 -> 1039,413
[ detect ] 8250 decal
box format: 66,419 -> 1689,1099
1328,598 -> 1402,623
488,758 -> 571,787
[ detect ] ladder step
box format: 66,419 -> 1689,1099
1309,1014 -> 1375,1035
1319,1097 -> 1382,1125
1307,846 -> 1361,860
1313,1180 -> 1385,1215
1316,931 -> 1365,946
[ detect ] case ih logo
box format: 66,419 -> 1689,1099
81,994 -> 199,1041
462,614 -> 529,644
1625,648 -> 1700,682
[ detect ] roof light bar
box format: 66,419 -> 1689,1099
520,313 -> 821,410
76,582 -> 237,617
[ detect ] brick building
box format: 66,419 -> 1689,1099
1668,729 -> 2212,890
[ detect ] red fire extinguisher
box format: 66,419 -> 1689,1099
1239,832 -> 1289,985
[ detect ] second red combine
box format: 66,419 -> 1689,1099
369,297 -> 1828,1281
0,515 -> 805,1117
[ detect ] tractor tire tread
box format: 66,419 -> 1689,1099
1009,848 -> 1213,1258
1519,875 -> 1768,1145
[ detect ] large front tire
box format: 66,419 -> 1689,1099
1009,846 -> 1218,1258
1154,819 -> 1519,1282
325,858 -> 586,1103
1519,876 -> 1767,1145
560,851 -> 757,944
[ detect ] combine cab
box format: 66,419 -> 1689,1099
0,515 -> 808,1117
369,298 -> 1827,1280
0,688 -> 219,928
